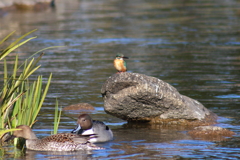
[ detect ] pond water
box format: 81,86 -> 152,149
1,0 -> 240,159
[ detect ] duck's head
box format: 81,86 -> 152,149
5,125 -> 37,142
72,114 -> 93,133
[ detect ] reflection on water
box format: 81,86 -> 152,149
1,0 -> 240,159
25,150 -> 94,160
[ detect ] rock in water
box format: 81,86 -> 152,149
188,126 -> 235,141
101,72 -> 217,125
63,103 -> 95,111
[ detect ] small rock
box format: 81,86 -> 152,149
101,72 -> 217,125
14,0 -> 53,11
0,0 -> 54,11
63,103 -> 95,111
188,126 -> 235,141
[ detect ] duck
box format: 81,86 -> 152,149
71,114 -> 113,143
5,125 -> 103,151
113,54 -> 129,73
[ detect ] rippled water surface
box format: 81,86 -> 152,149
1,0 -> 240,159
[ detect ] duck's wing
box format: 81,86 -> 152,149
73,134 -> 98,143
41,133 -> 76,143
29,133 -> 103,151
93,120 -> 111,131
93,120 -> 106,125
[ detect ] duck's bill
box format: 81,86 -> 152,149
71,124 -> 81,133
4,135 -> 16,142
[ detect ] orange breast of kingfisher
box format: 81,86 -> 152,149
114,59 -> 127,72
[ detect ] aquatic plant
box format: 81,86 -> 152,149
53,99 -> 62,135
0,30 -> 52,143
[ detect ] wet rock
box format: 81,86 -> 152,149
188,126 -> 235,141
63,103 -> 95,111
101,72 -> 217,125
14,0 -> 54,11
0,0 -> 54,11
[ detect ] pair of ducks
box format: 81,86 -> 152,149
5,54 -> 129,151
5,114 -> 113,151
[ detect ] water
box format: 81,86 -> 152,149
1,0 -> 240,159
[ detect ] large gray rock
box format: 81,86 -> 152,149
101,72 -> 217,124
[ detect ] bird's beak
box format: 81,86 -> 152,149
4,135 -> 16,142
71,124 -> 81,133
123,56 -> 129,59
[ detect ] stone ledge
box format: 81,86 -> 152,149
126,112 -> 218,126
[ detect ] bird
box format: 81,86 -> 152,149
71,114 -> 113,143
113,54 -> 129,73
5,125 -> 103,151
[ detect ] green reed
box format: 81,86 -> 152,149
0,30 -> 56,143
53,99 -> 62,135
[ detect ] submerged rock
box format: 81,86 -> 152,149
63,103 -> 95,111
188,126 -> 235,141
101,72 -> 217,125
0,0 -> 54,11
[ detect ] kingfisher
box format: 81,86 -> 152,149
113,54 -> 129,73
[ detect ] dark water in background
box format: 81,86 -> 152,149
1,0 -> 240,159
